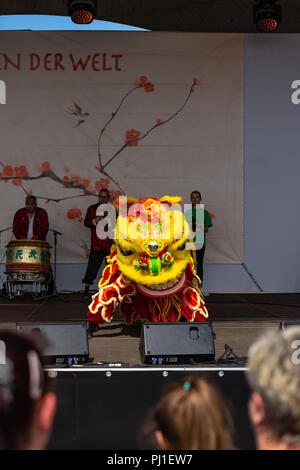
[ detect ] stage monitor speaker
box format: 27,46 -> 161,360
16,321 -> 89,365
280,321 -> 300,331
140,321 -> 215,365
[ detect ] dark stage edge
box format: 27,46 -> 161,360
1,292 -> 300,321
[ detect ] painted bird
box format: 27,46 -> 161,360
68,102 -> 90,127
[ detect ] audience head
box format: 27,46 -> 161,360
150,375 -> 234,450
247,327 -> 300,450
0,331 -> 56,450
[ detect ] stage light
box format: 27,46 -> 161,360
253,0 -> 281,32
68,0 -> 97,24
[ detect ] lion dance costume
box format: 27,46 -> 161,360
87,196 -> 209,325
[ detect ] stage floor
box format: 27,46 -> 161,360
0,292 -> 299,364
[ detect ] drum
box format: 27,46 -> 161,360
5,239 -> 51,282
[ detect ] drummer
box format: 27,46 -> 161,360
13,195 -> 49,241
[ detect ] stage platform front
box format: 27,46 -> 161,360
46,367 -> 254,450
0,292 -> 299,363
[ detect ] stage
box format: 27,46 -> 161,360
0,292 -> 299,364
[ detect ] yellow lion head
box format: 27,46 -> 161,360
88,196 -> 209,324
113,196 -> 191,295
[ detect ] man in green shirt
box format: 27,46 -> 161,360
185,191 -> 213,287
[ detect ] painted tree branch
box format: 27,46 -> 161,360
32,193 -> 91,203
1,79 -> 197,204
102,81 -> 196,172
1,170 -> 95,200
98,85 -> 141,169
1,167 -> 123,202
100,168 -> 125,194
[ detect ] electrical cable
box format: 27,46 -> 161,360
214,344 -> 248,367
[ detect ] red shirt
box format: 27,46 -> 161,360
84,203 -> 112,252
13,207 -> 49,241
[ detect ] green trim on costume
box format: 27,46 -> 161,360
150,258 -> 159,275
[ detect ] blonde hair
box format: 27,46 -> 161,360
247,327 -> 300,444
152,376 -> 234,450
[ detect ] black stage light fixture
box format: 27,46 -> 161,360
253,0 -> 281,32
68,0 -> 97,25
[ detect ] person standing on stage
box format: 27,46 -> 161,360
185,191 -> 212,290
82,188 -> 113,297
13,195 -> 49,241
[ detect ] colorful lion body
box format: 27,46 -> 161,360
87,196 -> 209,324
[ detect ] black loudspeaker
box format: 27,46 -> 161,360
16,321 -> 89,365
140,321 -> 215,365
280,321 -> 300,331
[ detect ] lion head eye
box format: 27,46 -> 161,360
178,242 -> 186,251
119,245 -> 134,256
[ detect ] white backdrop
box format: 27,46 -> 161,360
0,32 -> 243,263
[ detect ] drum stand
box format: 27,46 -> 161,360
35,228 -> 67,302
0,226 -> 13,299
